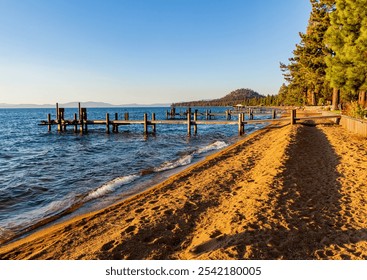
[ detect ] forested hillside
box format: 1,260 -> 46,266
172,88 -> 266,107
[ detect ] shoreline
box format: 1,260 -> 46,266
1,121 -> 367,259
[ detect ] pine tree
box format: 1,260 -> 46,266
281,0 -> 334,106
325,0 -> 367,108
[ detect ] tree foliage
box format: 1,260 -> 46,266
325,0 -> 367,106
280,0 -> 367,110
280,0 -> 334,106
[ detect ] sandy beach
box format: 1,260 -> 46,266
1,120 -> 366,260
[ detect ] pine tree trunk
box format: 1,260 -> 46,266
311,90 -> 317,106
358,90 -> 367,108
306,89 -> 312,105
331,88 -> 340,111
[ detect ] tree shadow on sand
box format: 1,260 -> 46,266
96,123 -> 367,260
190,124 -> 367,259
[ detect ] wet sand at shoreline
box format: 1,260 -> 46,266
1,121 -> 366,260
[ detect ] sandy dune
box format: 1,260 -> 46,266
1,121 -> 366,260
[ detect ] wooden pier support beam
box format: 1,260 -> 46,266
74,113 -> 78,133
225,110 -> 230,120
47,114 -> 51,132
143,113 -> 148,134
152,113 -> 156,133
106,113 -> 110,134
56,103 -> 59,120
124,112 -> 129,120
291,109 -> 296,125
242,113 -> 245,135
78,102 -> 81,121
272,109 -> 276,119
194,110 -> 198,134
57,108 -> 64,132
238,114 -> 242,135
79,108 -> 87,133
80,112 -> 84,133
187,108 -> 191,136
113,113 -> 118,133
238,113 -> 245,135
249,109 -> 254,120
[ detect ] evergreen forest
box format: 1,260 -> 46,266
279,0 -> 367,116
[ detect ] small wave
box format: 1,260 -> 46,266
84,174 -> 140,201
196,140 -> 228,154
154,154 -> 194,172
153,141 -> 228,173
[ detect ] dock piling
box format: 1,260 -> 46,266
187,108 -> 191,136
73,113 -> 78,133
272,109 -> 276,119
113,113 -> 118,133
152,113 -> 156,133
57,107 -> 64,132
78,103 -> 81,121
291,109 -> 296,125
47,114 -> 51,132
106,113 -> 110,134
194,110 -> 198,134
143,113 -> 148,134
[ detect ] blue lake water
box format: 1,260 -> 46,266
0,106 -> 269,244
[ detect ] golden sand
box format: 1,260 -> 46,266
0,121 -> 366,260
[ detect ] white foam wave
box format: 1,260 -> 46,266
1,198 -> 75,229
197,141 -> 228,154
85,174 -> 140,201
154,154 -> 194,172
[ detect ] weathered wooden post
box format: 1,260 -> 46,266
272,109 -> 276,119
187,108 -> 191,136
47,113 -> 51,132
106,113 -> 110,134
83,108 -> 88,133
143,113 -> 148,134
291,109 -> 296,125
73,113 -> 78,133
206,109 -> 209,120
241,113 -> 245,134
56,103 -> 59,120
166,110 -> 169,119
80,110 -> 84,133
113,113 -> 118,133
61,109 -> 67,131
57,108 -> 64,132
78,102 -> 81,121
238,113 -> 242,135
152,112 -> 156,133
124,112 -> 129,120
249,109 -> 254,120
194,109 -> 198,134
57,106 -> 61,132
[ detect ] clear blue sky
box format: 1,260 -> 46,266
0,0 -> 311,105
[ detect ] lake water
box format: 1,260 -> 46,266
0,106 -> 269,244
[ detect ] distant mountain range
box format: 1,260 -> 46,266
0,101 -> 170,108
172,88 -> 265,107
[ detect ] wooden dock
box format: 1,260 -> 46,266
39,105 -> 341,136
166,106 -> 279,120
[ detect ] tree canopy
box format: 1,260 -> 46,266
280,0 -> 334,106
280,0 -> 367,110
